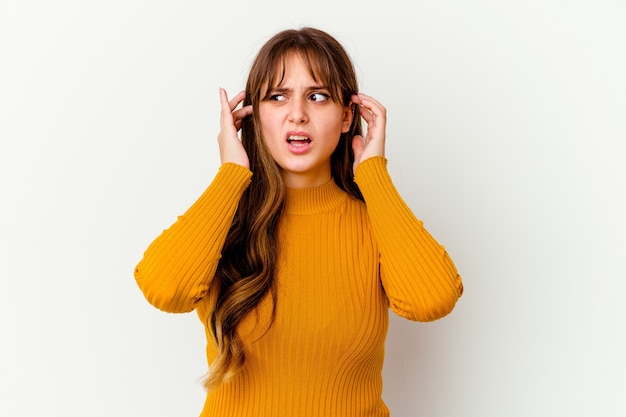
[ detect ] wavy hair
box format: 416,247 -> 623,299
205,27 -> 364,390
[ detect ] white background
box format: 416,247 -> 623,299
1,1 -> 625,416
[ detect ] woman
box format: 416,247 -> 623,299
135,26 -> 463,417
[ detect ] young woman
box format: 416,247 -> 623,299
135,27 -> 463,417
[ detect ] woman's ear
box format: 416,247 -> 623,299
341,104 -> 355,133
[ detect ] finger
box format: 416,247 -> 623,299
351,134 -> 366,161
359,100 -> 387,137
219,88 -> 245,114
220,88 -> 248,127
232,105 -> 253,121
228,90 -> 246,111
219,88 -> 234,129
357,93 -> 386,118
232,105 -> 253,130
219,87 -> 230,111
356,103 -> 376,126
351,94 -> 374,122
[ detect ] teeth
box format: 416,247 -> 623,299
287,135 -> 310,143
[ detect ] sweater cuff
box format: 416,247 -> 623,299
219,162 -> 253,181
353,156 -> 389,188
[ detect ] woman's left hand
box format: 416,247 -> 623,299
350,93 -> 386,173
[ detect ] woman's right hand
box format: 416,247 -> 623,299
218,88 -> 252,169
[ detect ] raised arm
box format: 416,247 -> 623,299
355,157 -> 463,322
351,93 -> 462,321
134,164 -> 252,313
135,89 -> 253,313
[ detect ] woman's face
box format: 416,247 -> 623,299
259,53 -> 353,188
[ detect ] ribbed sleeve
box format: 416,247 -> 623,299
354,156 -> 463,321
134,163 -> 252,313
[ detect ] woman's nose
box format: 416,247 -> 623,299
288,98 -> 308,123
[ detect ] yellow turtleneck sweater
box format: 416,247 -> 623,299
135,156 -> 463,417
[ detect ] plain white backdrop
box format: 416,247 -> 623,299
1,1 -> 624,416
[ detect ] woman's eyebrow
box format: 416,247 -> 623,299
270,86 -> 290,93
271,84 -> 329,92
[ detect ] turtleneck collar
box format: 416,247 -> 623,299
284,178 -> 348,215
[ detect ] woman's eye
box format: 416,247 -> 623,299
309,93 -> 329,102
269,94 -> 286,102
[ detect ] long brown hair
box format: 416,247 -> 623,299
205,27 -> 363,389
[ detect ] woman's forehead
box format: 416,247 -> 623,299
269,51 -> 325,86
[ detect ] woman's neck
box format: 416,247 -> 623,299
280,170 -> 332,189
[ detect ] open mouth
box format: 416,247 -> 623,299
287,135 -> 311,144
